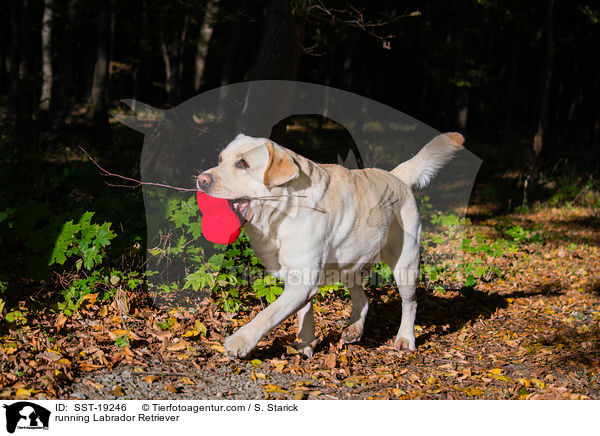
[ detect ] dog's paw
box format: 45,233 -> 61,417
342,323 -> 364,344
394,335 -> 416,352
293,341 -> 316,359
223,332 -> 255,359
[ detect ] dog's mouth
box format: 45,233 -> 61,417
229,198 -> 251,222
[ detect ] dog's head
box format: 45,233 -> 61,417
196,134 -> 300,221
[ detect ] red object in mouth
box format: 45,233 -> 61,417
196,191 -> 241,244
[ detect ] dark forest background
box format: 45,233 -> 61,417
2,0 -> 600,192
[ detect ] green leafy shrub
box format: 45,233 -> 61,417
44,212 -> 121,315
318,282 -> 350,299
420,213 -> 519,292
49,211 -> 116,270
146,194 -> 261,312
366,263 -> 394,287
548,182 -> 579,207
504,225 -> 542,243
252,275 -> 284,303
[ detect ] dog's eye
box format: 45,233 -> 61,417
218,155 -> 223,164
236,159 -> 249,169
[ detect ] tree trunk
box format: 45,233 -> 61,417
525,0 -> 554,201
241,0 -> 307,137
176,14 -> 189,101
194,0 -> 219,92
133,0 -> 148,105
8,0 -> 22,115
251,0 -> 306,81
220,20 -> 244,86
51,0 -> 76,120
159,28 -> 172,99
39,0 -> 53,111
90,0 -> 111,137
457,96 -> 468,130
502,29 -> 519,149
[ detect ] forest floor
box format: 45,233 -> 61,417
1,202 -> 600,400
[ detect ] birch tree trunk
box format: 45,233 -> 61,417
194,0 -> 219,92
39,0 -> 53,111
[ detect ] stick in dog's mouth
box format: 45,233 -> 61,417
229,198 -> 251,222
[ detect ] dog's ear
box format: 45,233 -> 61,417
263,140 -> 299,188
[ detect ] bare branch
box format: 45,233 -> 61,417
308,1 -> 420,46
79,147 -> 197,192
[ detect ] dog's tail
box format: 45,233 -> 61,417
390,132 -> 464,189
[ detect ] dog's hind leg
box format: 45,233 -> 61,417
382,201 -> 421,351
390,253 -> 419,351
341,282 -> 369,344
296,301 -> 316,358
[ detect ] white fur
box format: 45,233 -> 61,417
391,132 -> 464,189
199,132 -> 464,358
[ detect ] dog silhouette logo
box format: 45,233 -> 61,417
115,80 -> 481,310
3,402 -> 50,433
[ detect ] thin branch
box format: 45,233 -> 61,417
79,146 -> 197,192
308,1 -> 420,45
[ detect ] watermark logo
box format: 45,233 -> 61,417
3,402 -> 50,433
115,80 -> 482,309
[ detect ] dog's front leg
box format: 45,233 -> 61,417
224,283 -> 319,359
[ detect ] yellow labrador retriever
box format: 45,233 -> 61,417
197,132 -> 464,358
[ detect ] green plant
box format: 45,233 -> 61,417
366,263 -> 394,287
504,225 -> 542,243
318,282 -> 350,299
147,194 -> 265,313
429,213 -> 469,244
49,211 -> 116,270
252,275 -> 284,304
548,182 -> 579,207
420,213 -> 519,292
44,212 -> 120,315
115,334 -> 131,348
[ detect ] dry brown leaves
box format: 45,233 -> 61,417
1,205 -> 599,400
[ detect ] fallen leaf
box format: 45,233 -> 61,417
39,349 -> 62,362
464,387 -> 484,396
210,344 -> 225,354
79,363 -> 104,372
181,377 -> 195,385
54,312 -> 67,329
285,345 -> 299,355
324,352 -> 337,369
108,329 -> 129,341
86,380 -> 105,390
167,340 -> 190,352
293,391 -> 308,400
80,293 -> 98,309
15,388 -> 32,398
141,375 -> 161,384
263,384 -> 288,394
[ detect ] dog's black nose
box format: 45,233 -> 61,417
197,173 -> 214,191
